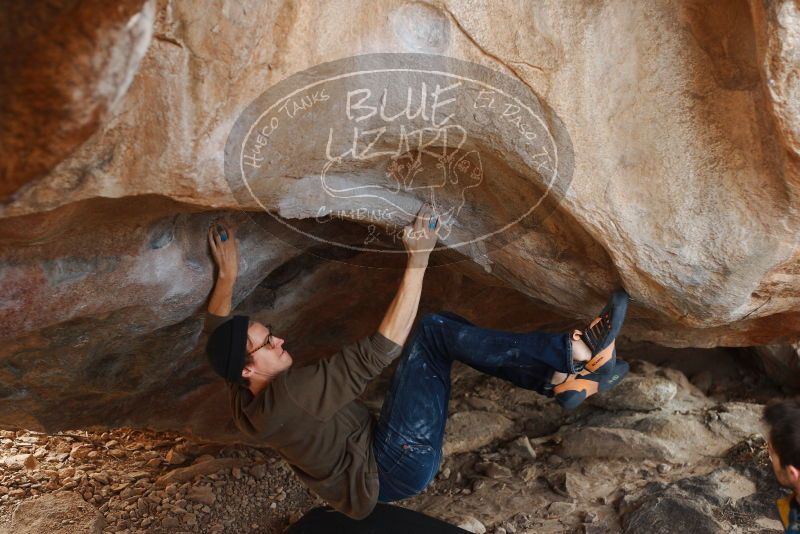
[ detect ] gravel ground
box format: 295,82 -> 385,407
0,355 -> 790,534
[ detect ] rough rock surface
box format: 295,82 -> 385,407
1,0 -> 800,432
0,0 -> 155,198
622,466 -> 779,534
753,343 -> 800,389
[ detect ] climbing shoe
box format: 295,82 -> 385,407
554,289 -> 630,409
553,359 -> 630,410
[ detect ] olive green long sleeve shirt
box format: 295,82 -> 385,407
203,313 -> 403,519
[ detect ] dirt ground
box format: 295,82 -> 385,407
0,347 -> 793,534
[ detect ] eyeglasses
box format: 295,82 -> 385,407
247,324 -> 275,355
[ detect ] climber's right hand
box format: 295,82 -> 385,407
402,202 -> 440,265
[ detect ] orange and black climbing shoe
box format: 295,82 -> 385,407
553,360 -> 630,410
554,289 -> 630,410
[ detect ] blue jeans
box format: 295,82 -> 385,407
372,311 -> 573,502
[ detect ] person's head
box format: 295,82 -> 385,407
241,320 -> 292,386
206,317 -> 292,392
764,398 -> 800,493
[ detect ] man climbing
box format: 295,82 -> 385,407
203,203 -> 630,519
764,399 -> 800,533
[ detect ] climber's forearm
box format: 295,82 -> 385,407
378,256 -> 428,347
207,275 -> 235,317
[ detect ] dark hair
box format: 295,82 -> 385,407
764,398 -> 800,468
238,320 -> 256,387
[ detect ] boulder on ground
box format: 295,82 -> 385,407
5,491 -> 105,534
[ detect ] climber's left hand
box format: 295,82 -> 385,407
208,221 -> 239,283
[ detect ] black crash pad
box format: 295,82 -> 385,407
285,504 -> 470,534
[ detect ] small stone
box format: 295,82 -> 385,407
457,515 -> 486,534
187,485 -> 215,505
58,467 -> 76,478
519,465 -> 538,483
51,452 -> 70,462
162,516 -> 180,528
657,463 -> 671,474
618,492 -> 639,514
507,436 -> 536,460
546,471 -> 581,498
24,454 -> 38,469
584,510 -> 598,523
232,467 -> 242,479
547,501 -> 576,516
111,482 -> 131,493
90,472 -> 109,485
4,454 -> 38,471
475,462 -> 512,479
69,445 -> 92,460
166,449 -> 187,465
251,464 -> 267,480
547,454 -> 564,467
439,467 -> 451,479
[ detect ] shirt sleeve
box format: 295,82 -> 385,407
203,312 -> 233,335
280,332 -> 403,420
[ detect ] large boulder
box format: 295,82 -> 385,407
1,0 -> 800,435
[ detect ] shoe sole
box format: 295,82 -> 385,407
584,290 -> 629,374
554,359 -> 630,411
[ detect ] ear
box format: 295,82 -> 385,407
241,366 -> 252,378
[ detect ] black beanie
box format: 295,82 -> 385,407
206,315 -> 249,383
